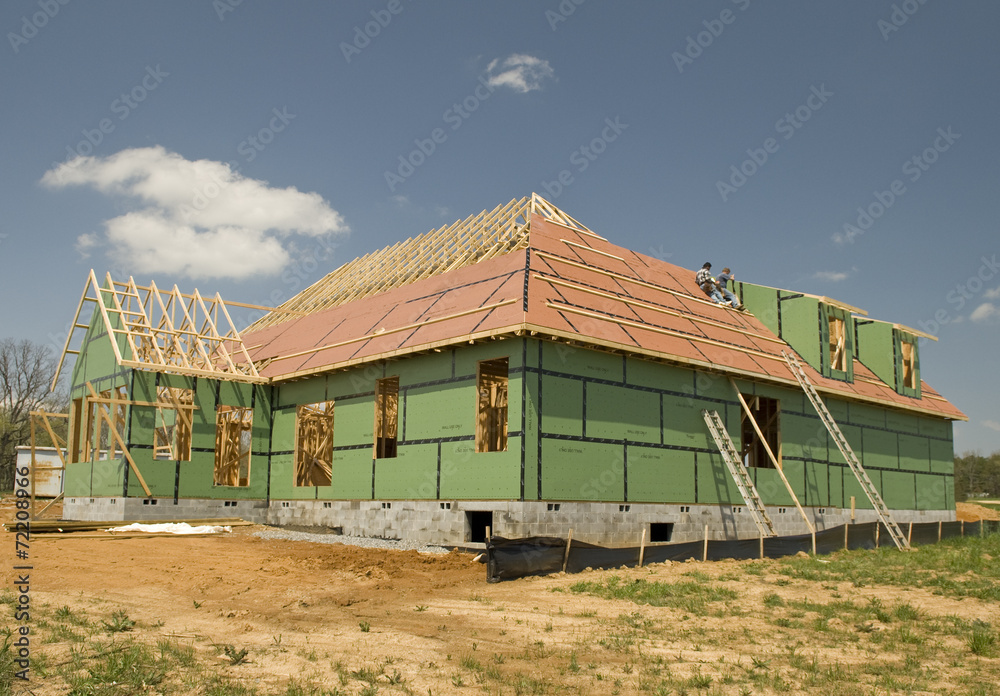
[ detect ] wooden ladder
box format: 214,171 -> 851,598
702,409 -> 776,538
782,351 -> 909,550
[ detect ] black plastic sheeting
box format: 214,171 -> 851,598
485,520 -> 1000,582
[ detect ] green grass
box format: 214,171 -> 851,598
570,575 -> 738,614
777,534 -> 1000,601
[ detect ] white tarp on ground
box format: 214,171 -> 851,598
107,523 -> 231,535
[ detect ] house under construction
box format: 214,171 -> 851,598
50,194 -> 965,547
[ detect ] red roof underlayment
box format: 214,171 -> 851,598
241,210 -> 965,422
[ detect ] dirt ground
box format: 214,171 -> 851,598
4,499 -> 999,695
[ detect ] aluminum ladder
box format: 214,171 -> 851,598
701,409 -> 776,537
782,351 -> 909,550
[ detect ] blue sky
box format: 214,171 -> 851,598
2,1 -> 998,454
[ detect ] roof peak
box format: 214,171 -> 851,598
243,194 -> 595,333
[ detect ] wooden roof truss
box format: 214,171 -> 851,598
53,270 -> 265,388
245,193 -> 594,333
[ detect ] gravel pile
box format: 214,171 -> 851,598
254,528 -> 451,554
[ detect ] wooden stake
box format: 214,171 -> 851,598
702,524 -> 709,562
908,522 -> 913,546
961,520 -> 964,537
850,496 -> 856,522
760,531 -> 764,560
638,528 -> 646,568
562,529 -> 573,573
486,526 -> 491,543
875,522 -> 880,548
844,522 -> 849,550
938,520 -> 942,542
811,530 -> 816,555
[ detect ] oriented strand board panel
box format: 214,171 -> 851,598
542,341 -> 624,382
661,394 -> 718,451
395,350 -> 455,385
332,449 -> 375,499
738,283 -> 780,335
855,320 -> 896,386
586,382 -> 660,444
881,470 -> 916,509
404,383 -> 474,441
277,379 -> 328,409
844,469 -> 877,510
331,398 -> 374,449
778,294 -> 821,370
127,461 -> 174,497
804,461 -> 830,507
899,434 -> 931,472
626,446 -> 696,503
780,412 -> 827,462
439,441 -> 521,499
861,429 -> 899,471
626,357 -> 694,394
696,452 -> 743,504
270,407 -> 298,452
375,444 -> 438,498
929,439 -> 954,474
179,460 -> 214,498
914,473 -> 948,510
540,375 -> 583,437
540,439 -> 624,501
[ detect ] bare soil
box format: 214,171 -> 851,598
4,498 -> 999,695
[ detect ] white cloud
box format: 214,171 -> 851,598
812,270 -> 850,282
983,420 -> 1000,432
984,286 -> 1000,300
970,302 -> 1000,323
485,54 -> 555,93
42,146 -> 347,280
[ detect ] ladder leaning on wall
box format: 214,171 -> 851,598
782,351 -> 910,550
701,409 -> 777,538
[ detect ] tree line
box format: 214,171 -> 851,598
954,451 -> 1000,502
0,338 -> 66,490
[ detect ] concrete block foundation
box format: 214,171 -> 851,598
63,497 -> 955,546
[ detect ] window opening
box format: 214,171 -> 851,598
829,316 -> 847,372
739,394 -> 780,469
294,401 -> 334,487
901,339 -> 917,390
374,376 -> 399,459
154,387 -> 193,461
476,358 -> 508,453
214,406 -> 253,486
83,387 -> 127,462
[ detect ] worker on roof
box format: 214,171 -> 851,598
715,267 -> 744,310
695,262 -> 727,305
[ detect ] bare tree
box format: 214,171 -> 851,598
0,338 -> 66,490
